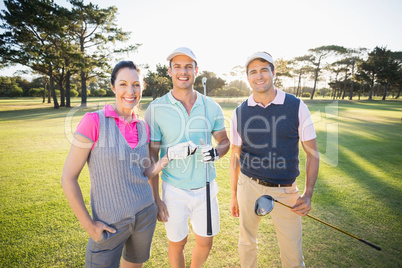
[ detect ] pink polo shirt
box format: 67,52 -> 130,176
75,104 -> 150,150
230,89 -> 316,146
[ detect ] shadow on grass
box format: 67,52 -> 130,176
0,103 -> 112,122
312,153 -> 401,261
316,117 -> 402,200
305,99 -> 402,113
312,119 -> 401,260
0,97 -> 247,123
0,97 -> 161,123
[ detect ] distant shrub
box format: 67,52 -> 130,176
301,92 -> 311,98
9,85 -> 23,97
28,88 -> 43,97
92,89 -> 107,97
78,89 -> 91,97
69,89 -> 79,97
106,89 -> 115,97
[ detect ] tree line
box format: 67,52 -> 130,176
0,65 -> 251,101
142,64 -> 250,100
0,0 -> 138,108
0,0 -> 250,105
1,1 -> 401,108
274,45 -> 402,100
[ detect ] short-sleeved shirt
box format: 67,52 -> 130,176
230,89 -> 316,146
75,104 -> 150,150
145,90 -> 225,189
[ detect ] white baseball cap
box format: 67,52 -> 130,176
245,51 -> 275,69
166,47 -> 197,62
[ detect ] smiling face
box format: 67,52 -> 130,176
168,55 -> 198,91
111,67 -> 142,116
247,59 -> 276,94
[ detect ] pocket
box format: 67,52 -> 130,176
95,230 -> 108,244
283,185 -> 299,195
237,173 -> 247,186
211,180 -> 219,197
149,202 -> 158,220
161,181 -> 168,202
95,224 -> 118,245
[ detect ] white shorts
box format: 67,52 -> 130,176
161,180 -> 220,242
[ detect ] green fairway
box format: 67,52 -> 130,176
0,97 -> 401,267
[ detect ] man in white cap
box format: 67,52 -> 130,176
229,51 -> 319,267
145,47 -> 230,267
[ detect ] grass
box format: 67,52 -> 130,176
0,96 -> 401,267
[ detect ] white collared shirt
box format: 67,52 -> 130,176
230,89 -> 316,146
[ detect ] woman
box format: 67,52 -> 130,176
61,61 -> 196,268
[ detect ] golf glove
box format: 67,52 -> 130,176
166,141 -> 198,160
200,139 -> 219,162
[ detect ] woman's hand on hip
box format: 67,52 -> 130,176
85,220 -> 116,242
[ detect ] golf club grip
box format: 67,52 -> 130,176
206,181 -> 212,235
359,239 -> 381,251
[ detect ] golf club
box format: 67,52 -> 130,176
255,195 -> 381,251
202,77 -> 212,236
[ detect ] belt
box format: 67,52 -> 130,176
251,178 -> 292,187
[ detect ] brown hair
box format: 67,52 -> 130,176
111,61 -> 141,86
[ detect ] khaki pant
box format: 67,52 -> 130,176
237,172 -> 305,268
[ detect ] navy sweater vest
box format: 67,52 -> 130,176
236,93 -> 300,184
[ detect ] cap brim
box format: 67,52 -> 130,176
166,52 -> 196,62
245,52 -> 275,68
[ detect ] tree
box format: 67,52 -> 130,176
307,45 -> 347,99
326,61 -> 345,99
329,58 -> 356,100
143,64 -> 172,100
357,47 -> 398,100
274,58 -> 292,89
29,76 -> 47,101
69,0 -> 140,107
226,80 -> 250,97
0,76 -> 12,96
392,51 -> 402,99
357,59 -> 376,100
1,0 -> 140,107
0,0 -> 69,108
194,71 -> 226,96
345,48 -> 367,100
375,48 -> 399,100
230,65 -> 245,81
144,74 -> 170,100
290,55 -> 314,97
56,30 -> 82,108
354,67 -> 370,100
14,76 -> 30,96
9,83 -> 23,97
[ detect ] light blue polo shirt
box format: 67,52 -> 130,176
144,90 -> 225,189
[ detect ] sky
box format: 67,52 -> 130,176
1,0 -> 402,81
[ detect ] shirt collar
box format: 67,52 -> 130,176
103,104 -> 140,123
248,88 -> 286,108
167,90 -> 180,104
168,90 -> 203,107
